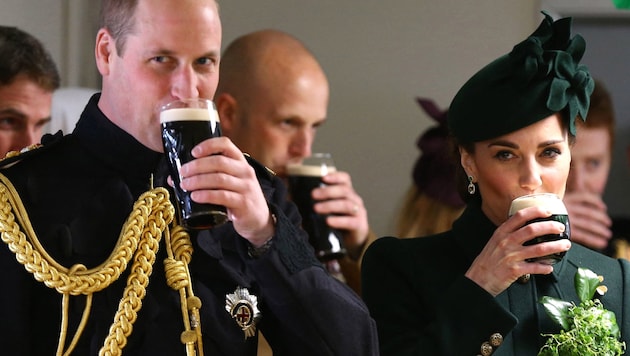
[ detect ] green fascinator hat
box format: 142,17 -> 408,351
448,12 -> 594,143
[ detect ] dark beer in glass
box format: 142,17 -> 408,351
287,153 -> 347,261
508,193 -> 570,265
160,98 -> 228,229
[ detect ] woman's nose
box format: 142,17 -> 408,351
519,158 -> 543,191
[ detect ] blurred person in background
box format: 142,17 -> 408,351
215,29 -> 375,294
396,97 -> 465,238
563,79 -> 627,256
0,25 -> 60,157
564,79 -> 630,259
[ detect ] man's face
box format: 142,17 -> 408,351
227,67 -> 329,177
97,0 -> 222,152
0,75 -> 52,157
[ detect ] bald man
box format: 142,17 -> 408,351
216,30 -> 374,294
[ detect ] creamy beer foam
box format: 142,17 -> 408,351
287,163 -> 337,177
159,107 -> 220,123
509,193 -> 567,216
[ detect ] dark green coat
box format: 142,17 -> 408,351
362,196 -> 630,355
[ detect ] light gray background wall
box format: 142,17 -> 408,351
1,1 -> 553,237
218,1 -> 540,237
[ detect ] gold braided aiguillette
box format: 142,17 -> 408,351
0,173 -> 206,356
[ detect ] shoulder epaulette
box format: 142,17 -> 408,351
243,152 -> 276,180
0,131 -> 65,169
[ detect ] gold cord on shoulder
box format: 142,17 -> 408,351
0,173 -> 202,356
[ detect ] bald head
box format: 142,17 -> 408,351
217,29 -> 327,103
215,29 -> 329,175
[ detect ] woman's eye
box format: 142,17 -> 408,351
495,150 -> 514,160
542,147 -> 561,158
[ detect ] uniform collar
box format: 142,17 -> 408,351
73,93 -> 163,191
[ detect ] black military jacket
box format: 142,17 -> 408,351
0,94 -> 378,355
362,195 -> 630,355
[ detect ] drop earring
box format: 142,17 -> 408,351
467,175 -> 476,195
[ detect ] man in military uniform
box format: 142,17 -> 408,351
0,0 -> 378,355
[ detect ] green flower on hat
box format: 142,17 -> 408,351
510,37 -> 546,82
547,50 -> 594,136
508,12 -> 594,137
447,12 -> 594,143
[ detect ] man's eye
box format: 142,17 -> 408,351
152,56 -> 170,64
0,117 -> 19,130
196,57 -> 215,65
280,119 -> 298,129
586,159 -> 602,170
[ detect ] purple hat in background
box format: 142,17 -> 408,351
413,97 -> 465,209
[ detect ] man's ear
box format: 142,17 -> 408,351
215,93 -> 237,134
95,28 -> 115,76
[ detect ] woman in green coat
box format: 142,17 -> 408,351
362,13 -> 630,356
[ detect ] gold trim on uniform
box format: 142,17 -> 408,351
225,286 -> 261,339
2,143 -> 42,160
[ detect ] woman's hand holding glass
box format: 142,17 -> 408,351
464,205 -> 571,297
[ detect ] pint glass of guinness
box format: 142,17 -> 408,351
287,153 -> 347,261
160,98 -> 228,230
508,193 -> 570,265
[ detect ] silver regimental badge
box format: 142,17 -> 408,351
225,286 -> 261,339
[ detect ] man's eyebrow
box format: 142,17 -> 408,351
146,49 -> 220,58
0,108 -> 26,119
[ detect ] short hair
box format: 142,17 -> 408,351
100,0 -> 220,56
0,25 -> 60,90
99,0 -> 139,55
578,79 -> 615,149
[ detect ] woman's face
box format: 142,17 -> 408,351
460,114 -> 571,225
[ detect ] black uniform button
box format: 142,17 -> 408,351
489,333 -> 503,347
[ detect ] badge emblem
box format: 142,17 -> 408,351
225,286 -> 261,339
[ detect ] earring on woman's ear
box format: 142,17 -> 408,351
467,175 -> 476,195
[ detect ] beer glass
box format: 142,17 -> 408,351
287,153 -> 347,261
508,193 -> 570,265
160,98 -> 228,229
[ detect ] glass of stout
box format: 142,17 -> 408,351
287,153 -> 347,261
160,98 -> 228,230
508,193 -> 570,265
